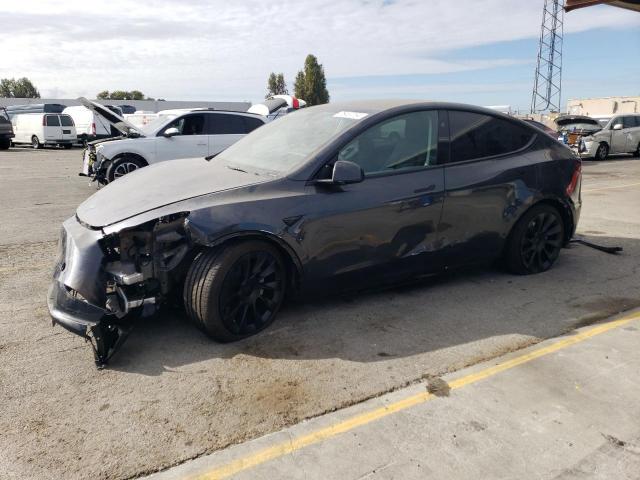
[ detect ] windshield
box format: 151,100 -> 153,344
217,107 -> 364,174
140,114 -> 178,135
558,122 -> 600,132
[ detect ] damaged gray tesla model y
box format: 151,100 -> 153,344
48,101 -> 582,366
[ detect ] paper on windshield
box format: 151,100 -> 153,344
333,111 -> 368,120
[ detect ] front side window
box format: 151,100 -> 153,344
60,115 -> 74,127
448,111 -> 533,162
161,114 -> 205,136
45,115 -> 60,127
337,110 -> 439,175
611,117 -> 624,129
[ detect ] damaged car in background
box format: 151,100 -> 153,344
555,114 -> 602,154
78,97 -> 268,184
579,113 -> 640,160
48,101 -> 581,367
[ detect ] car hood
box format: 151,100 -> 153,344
78,97 -> 146,137
76,157 -> 271,228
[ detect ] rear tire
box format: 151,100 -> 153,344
594,142 -> 608,161
63,143 -> 72,149
0,138 -> 10,150
106,156 -> 145,183
183,241 -> 286,342
31,136 -> 41,149
504,204 -> 565,275
634,142 -> 640,158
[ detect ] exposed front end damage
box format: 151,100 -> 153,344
48,213 -> 191,367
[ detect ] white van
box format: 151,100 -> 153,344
11,113 -> 77,149
63,106 -> 116,146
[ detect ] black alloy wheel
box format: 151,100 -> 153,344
520,211 -> 563,273
505,204 -> 565,275
183,241 -> 286,342
218,251 -> 284,336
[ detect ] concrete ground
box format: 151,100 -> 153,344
144,309 -> 640,480
0,147 -> 639,480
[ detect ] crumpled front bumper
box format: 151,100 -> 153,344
47,280 -> 107,338
47,216 -> 133,367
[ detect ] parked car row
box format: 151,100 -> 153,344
47,100 -> 582,365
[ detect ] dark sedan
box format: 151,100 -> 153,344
48,100 -> 582,366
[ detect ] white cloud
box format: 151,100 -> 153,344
0,0 -> 638,102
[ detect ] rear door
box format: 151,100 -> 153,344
44,114 -> 61,141
206,113 -> 248,155
439,110 -> 538,266
155,113 -> 208,162
59,115 -> 75,142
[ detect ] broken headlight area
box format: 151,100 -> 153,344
50,213 -> 192,367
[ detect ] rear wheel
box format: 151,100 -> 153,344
594,142 -> 608,161
0,138 -> 10,150
634,142 -> 640,158
106,156 -> 145,182
505,204 -> 565,275
63,143 -> 72,149
183,241 -> 286,342
31,135 -> 41,149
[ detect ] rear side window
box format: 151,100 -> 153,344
623,116 -> 639,129
45,115 -> 60,127
208,114 -> 246,135
60,115 -> 74,127
448,111 -> 534,162
243,116 -> 264,133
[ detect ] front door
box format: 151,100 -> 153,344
298,110 -> 446,289
610,116 -> 627,153
155,113 -> 209,162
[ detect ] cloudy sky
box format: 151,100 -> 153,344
1,0 -> 639,110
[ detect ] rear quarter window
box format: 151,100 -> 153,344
448,111 -> 534,162
208,114 -> 246,135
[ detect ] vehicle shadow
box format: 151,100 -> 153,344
108,234 -> 640,376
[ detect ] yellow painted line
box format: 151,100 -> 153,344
188,311 -> 640,480
583,181 -> 640,193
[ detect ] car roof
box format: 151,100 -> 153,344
305,100 -> 520,119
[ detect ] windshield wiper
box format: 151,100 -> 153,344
204,152 -> 219,161
226,165 -> 248,173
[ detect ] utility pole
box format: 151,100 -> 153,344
531,0 -> 565,113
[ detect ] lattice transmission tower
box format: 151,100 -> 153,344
531,0 -> 565,113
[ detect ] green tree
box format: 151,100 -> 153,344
95,90 -> 148,100
293,55 -> 329,106
129,90 -> 145,100
0,77 -> 40,98
265,72 -> 288,98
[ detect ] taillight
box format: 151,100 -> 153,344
566,160 -> 581,196
42,116 -> 46,126
91,122 -> 96,135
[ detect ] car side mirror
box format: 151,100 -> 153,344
163,127 -> 180,137
612,123 -> 623,131
317,160 -> 364,186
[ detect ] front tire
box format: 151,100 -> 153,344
505,204 -> 565,275
106,156 -> 145,183
183,241 -> 286,342
594,142 -> 608,161
31,135 -> 41,149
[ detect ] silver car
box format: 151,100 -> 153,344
582,114 -> 640,160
